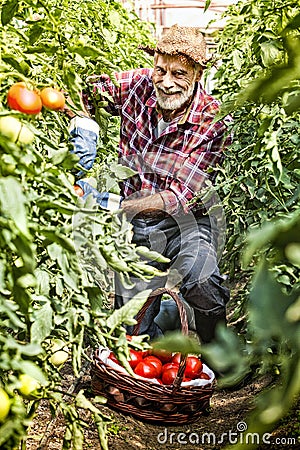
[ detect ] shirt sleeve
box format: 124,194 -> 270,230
83,69 -> 152,116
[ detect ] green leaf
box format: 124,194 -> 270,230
1,0 -> 19,26
31,300 -> 53,342
107,289 -> 152,332
110,162 -> 137,180
2,54 -> 30,75
285,243 -> 300,267
18,360 -> 47,384
204,0 -> 212,12
260,42 -> 281,67
201,326 -> 250,387
109,9 -> 121,28
28,23 -> 44,44
75,389 -> 106,413
243,211 -> 300,265
0,177 -> 30,237
135,245 -> 170,263
151,331 -> 201,355
249,262 -> 298,342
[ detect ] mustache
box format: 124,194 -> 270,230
156,87 -> 183,95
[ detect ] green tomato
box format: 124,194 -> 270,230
0,388 -> 10,422
17,124 -> 34,144
18,374 -> 40,398
49,339 -> 69,367
0,116 -> 34,144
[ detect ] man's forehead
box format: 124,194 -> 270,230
154,52 -> 194,69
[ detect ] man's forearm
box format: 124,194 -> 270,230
121,193 -> 165,216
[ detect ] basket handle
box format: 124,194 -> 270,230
132,288 -> 190,394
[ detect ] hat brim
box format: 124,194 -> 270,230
138,45 -> 210,67
138,45 -> 155,56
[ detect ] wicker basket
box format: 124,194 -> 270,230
91,288 -> 215,425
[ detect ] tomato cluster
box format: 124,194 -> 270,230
7,82 -> 65,115
108,347 -> 210,386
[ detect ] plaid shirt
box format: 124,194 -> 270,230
83,68 -> 232,215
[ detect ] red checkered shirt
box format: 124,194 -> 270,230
84,68 -> 232,215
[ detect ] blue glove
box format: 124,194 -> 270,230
68,116 -> 99,177
75,179 -> 123,211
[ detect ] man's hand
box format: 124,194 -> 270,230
63,94 -> 90,119
121,193 -> 165,218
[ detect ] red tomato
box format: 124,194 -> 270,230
7,82 -> 42,115
128,349 -> 143,369
184,356 -> 203,379
40,87 -> 66,110
73,185 -> 84,197
108,352 -> 120,365
126,334 -> 132,341
149,348 -> 173,363
134,361 -> 157,378
161,362 -> 179,373
161,367 -> 178,385
199,372 -> 210,380
143,356 -> 163,378
172,352 -> 182,364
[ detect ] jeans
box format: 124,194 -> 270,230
114,213 -> 230,340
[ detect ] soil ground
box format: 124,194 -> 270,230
24,367 -> 299,450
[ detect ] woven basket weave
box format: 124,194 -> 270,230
91,288 -> 215,424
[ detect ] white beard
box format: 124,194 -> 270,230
154,82 -> 196,111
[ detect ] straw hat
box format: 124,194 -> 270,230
140,24 -> 210,66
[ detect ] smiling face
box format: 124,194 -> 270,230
152,53 -> 202,113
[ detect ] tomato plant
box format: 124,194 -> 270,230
203,0 -> 300,440
0,0 -> 155,448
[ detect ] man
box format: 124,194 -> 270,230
69,25 -> 232,343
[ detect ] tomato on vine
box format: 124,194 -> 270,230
0,116 -> 34,144
73,185 -> 84,197
7,82 -> 42,115
18,374 -> 40,399
40,87 -> 66,110
0,387 -> 10,422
